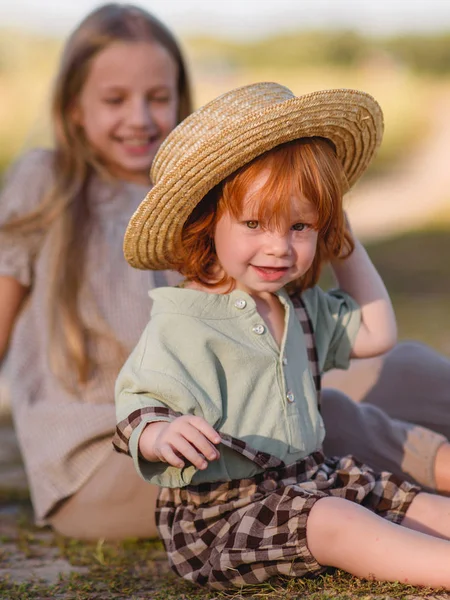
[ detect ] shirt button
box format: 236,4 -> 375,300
234,299 -> 247,309
252,324 -> 265,335
286,391 -> 295,403
282,356 -> 288,366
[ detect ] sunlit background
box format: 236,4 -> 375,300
2,0 -> 450,353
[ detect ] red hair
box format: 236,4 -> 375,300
179,137 -> 354,293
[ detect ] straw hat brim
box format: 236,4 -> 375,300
124,84 -> 383,270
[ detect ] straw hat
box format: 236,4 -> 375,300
124,82 -> 383,270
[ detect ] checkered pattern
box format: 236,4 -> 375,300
114,294 -> 420,589
113,406 -> 179,454
156,448 -> 420,589
291,293 -> 321,408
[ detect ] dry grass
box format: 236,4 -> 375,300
1,502 -> 447,600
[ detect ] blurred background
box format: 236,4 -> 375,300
1,0 -> 450,354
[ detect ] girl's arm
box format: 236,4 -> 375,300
330,236 -> 397,359
0,276 -> 28,360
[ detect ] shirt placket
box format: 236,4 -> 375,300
231,291 -> 296,446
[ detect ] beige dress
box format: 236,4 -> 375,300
0,149 -> 179,526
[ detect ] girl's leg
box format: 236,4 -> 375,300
48,451 -> 159,540
321,388 -> 447,491
323,341 -> 450,436
306,495 -> 450,588
322,341 -> 450,493
434,443 -> 450,493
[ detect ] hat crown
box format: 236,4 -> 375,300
151,82 -> 295,183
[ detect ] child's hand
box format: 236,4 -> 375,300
138,415 -> 221,470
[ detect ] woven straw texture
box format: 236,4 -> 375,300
124,82 -> 384,270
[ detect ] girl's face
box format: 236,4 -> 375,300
214,170 -> 319,297
73,41 -> 179,185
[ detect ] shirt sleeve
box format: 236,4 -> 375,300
114,315 -> 223,487
301,286 -> 361,372
0,149 -> 54,286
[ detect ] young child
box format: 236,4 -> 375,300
115,82 -> 450,590
0,3 -> 192,539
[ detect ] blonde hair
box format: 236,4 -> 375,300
2,3 -> 193,390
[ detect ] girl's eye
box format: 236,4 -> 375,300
103,97 -> 123,105
151,95 -> 171,104
292,223 -> 308,232
245,220 -> 259,229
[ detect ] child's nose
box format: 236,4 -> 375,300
265,232 -> 291,256
128,98 -> 153,128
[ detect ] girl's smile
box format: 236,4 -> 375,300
116,134 -> 159,156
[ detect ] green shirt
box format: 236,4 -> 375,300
115,286 -> 360,487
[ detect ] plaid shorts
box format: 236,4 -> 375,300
156,437 -> 420,590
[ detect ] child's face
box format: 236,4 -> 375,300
214,170 -> 319,297
73,41 -> 179,185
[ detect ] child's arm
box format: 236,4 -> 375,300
0,276 -> 28,360
330,231 -> 397,359
139,415 -> 221,470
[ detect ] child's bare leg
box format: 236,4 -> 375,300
402,491 -> 450,538
306,496 -> 450,588
434,443 -> 450,494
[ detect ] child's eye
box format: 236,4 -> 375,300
151,95 -> 171,104
292,223 -> 308,232
103,97 -> 123,105
245,220 -> 259,229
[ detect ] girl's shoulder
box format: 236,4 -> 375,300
0,148 -> 55,220
4,147 -> 55,180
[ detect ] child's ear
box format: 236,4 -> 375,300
69,101 -> 84,127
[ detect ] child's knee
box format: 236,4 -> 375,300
306,496 -> 368,564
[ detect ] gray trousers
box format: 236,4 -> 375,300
322,341 -> 449,489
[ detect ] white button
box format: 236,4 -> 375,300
286,391 -> 295,403
234,299 -> 247,309
252,324 -> 265,335
282,356 -> 288,366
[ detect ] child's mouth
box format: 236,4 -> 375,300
118,135 -> 160,155
252,265 -> 288,281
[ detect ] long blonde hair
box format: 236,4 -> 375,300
2,3 -> 193,389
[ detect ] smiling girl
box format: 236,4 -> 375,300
0,3 -> 191,539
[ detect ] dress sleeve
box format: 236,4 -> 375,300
301,286 -> 361,373
0,149 -> 54,286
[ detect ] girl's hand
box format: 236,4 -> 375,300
138,415 -> 221,470
0,276 -> 28,361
